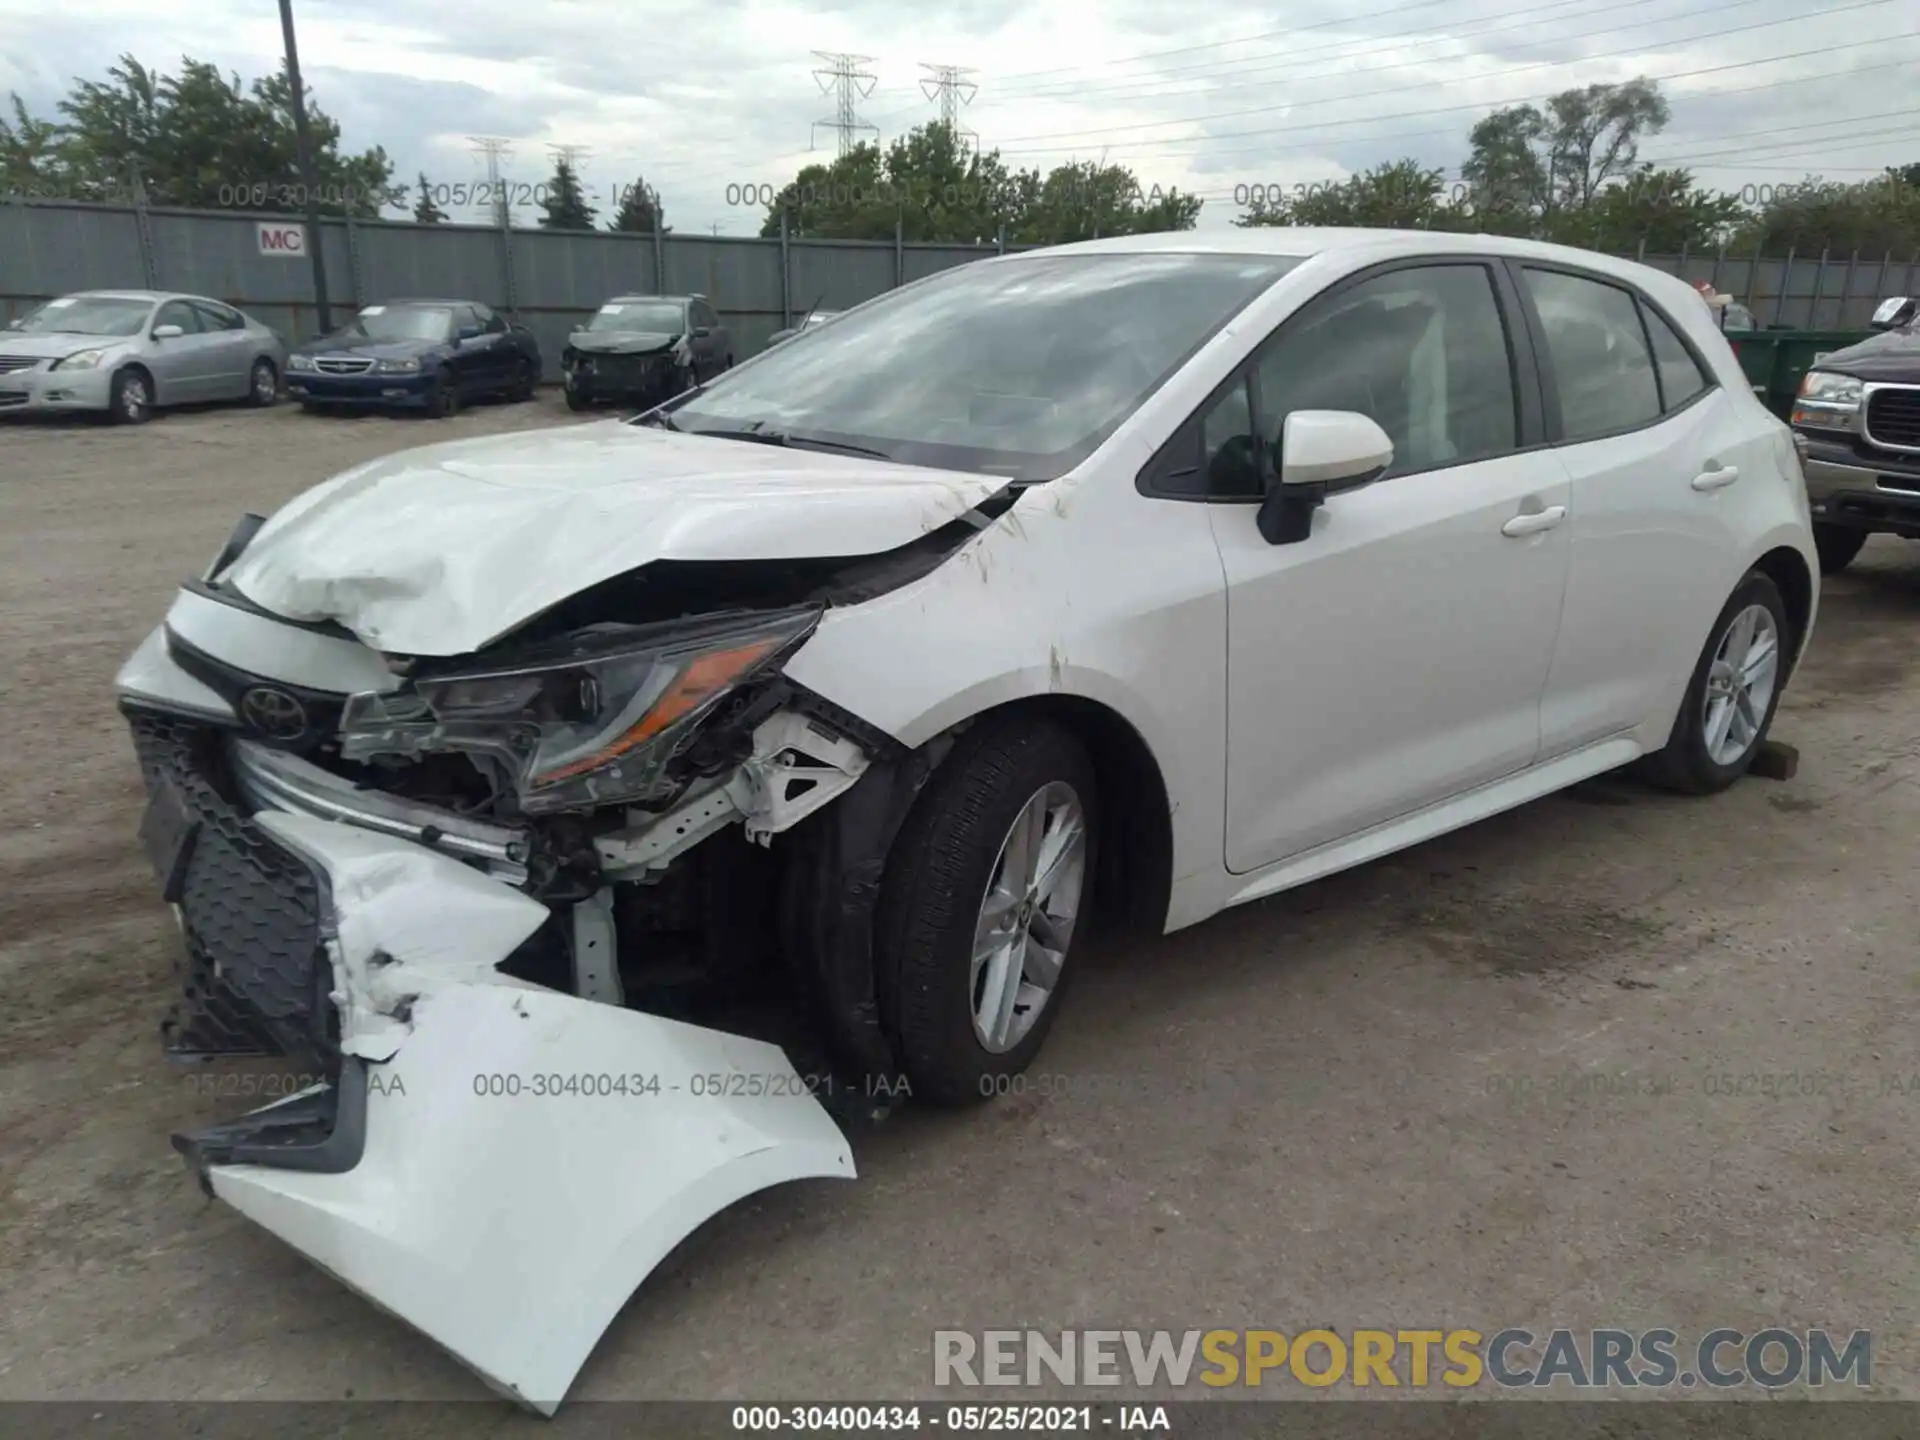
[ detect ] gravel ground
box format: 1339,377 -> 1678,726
1,396 -> 1916,1424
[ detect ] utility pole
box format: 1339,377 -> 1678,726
468,136 -> 513,227
810,52 -> 878,156
918,64 -> 978,151
277,0 -> 332,334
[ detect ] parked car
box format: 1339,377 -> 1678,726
0,289 -> 284,423
285,299 -> 540,417
562,293 -> 731,411
766,308 -> 842,347
114,227 -> 1818,1413
1788,294 -> 1920,573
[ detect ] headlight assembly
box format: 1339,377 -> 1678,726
53,348 -> 109,371
338,607 -> 821,812
1791,369 -> 1863,430
288,354 -> 316,371
375,357 -> 422,373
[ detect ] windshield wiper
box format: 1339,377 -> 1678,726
691,425 -> 892,461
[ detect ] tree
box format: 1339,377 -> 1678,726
1235,160 -> 1462,231
1,92 -> 65,195
759,121 -> 1200,244
1730,172 -> 1920,258
411,169 -> 446,223
1550,166 -> 1744,253
1460,77 -> 1669,231
538,156 -> 595,229
607,174 -> 666,232
35,53 -> 392,214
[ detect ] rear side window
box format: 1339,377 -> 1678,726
1524,269 -> 1661,441
1642,304 -> 1711,412
191,301 -> 243,331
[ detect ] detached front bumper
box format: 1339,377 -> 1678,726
116,627 -> 857,1412
0,365 -> 114,413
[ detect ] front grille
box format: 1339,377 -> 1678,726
0,354 -> 41,373
315,357 -> 374,374
0,393 -> 26,408
1864,387 -> 1920,452
127,710 -> 334,1072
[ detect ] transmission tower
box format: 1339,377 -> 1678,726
811,52 -> 878,155
468,136 -> 513,227
918,64 -> 978,150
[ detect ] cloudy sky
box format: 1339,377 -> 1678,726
1,0 -> 1914,234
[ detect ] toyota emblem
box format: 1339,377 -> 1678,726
239,685 -> 309,740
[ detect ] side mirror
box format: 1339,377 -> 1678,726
1257,410 -> 1393,546
457,325 -> 482,342
692,325 -> 711,338
152,323 -> 184,340
1870,296 -> 1915,330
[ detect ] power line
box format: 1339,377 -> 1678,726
811,51 -> 879,156
991,31 -> 1917,155
989,0 -> 1904,145
920,63 -> 979,150
467,135 -> 512,227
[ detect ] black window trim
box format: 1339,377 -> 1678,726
189,298 -> 242,331
154,299 -> 202,335
1634,290 -> 1716,417
1505,257 -> 1722,447
1137,254 -> 1547,504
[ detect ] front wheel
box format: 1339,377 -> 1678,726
510,358 -> 537,401
247,357 -> 279,407
109,368 -> 153,424
1812,522 -> 1866,575
1638,571 -> 1790,795
426,375 -> 460,418
564,384 -> 592,412
877,718 -> 1099,1105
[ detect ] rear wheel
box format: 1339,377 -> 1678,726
510,357 -> 537,401
877,718 -> 1098,1105
564,384 -> 592,412
110,367 -> 153,424
1812,522 -> 1866,575
1639,570 -> 1789,795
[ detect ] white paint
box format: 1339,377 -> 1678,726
1279,410 -> 1393,486
257,222 -> 307,257
46,296 -> 75,307
221,420 -> 1004,654
114,624 -> 235,721
359,304 -> 386,315
165,587 -> 402,694
208,981 -> 853,1413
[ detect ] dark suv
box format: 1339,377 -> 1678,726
1791,295 -> 1920,572
562,294 -> 732,412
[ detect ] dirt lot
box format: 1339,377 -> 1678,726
2,395 -> 1918,1418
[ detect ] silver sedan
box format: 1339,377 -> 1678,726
0,290 -> 288,423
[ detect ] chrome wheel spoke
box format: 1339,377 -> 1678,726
1701,603 -> 1780,766
968,778 -> 1089,1055
1032,812 -> 1086,906
1741,636 -> 1778,689
978,938 -> 1027,1050
1023,935 -> 1065,990
1705,695 -> 1737,755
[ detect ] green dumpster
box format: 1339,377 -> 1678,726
1723,327 -> 1877,422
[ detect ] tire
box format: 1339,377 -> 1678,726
510,358 -> 537,402
1638,570 -> 1791,796
246,357 -> 279,407
109,367 -> 153,425
564,385 -> 592,412
426,375 -> 460,418
877,718 -> 1099,1105
1812,522 -> 1866,575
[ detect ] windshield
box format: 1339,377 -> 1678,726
15,296 -> 152,337
656,252 -> 1299,480
337,306 -> 454,343
588,301 -> 685,332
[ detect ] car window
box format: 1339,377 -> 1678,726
1523,269 -> 1661,441
1251,263 -> 1519,480
191,301 -> 243,331
154,301 -> 203,334
692,301 -> 717,328
1642,304 -> 1710,411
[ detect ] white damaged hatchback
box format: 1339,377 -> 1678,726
116,228 -> 1819,1409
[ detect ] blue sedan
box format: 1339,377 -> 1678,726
286,298 -> 541,417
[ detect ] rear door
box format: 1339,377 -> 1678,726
189,300 -> 253,397
1516,263 -> 1763,757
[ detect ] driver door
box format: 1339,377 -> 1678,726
149,299 -> 217,403
1199,259 -> 1574,873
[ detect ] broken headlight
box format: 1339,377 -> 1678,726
337,607 -> 821,813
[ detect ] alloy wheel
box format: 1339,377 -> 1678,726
970,781 -> 1089,1054
1701,602 -> 1780,766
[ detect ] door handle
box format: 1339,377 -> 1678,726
1501,504 -> 1567,537
1691,464 -> 1739,491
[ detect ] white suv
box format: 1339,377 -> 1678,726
115,227 -> 1819,1410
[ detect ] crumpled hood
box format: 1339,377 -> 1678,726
218,419 -> 1005,656
567,330 -> 680,355
0,331 -> 133,362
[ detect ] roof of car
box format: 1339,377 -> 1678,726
605,294 -> 691,304
374,298 -> 476,307
70,290 -> 185,303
